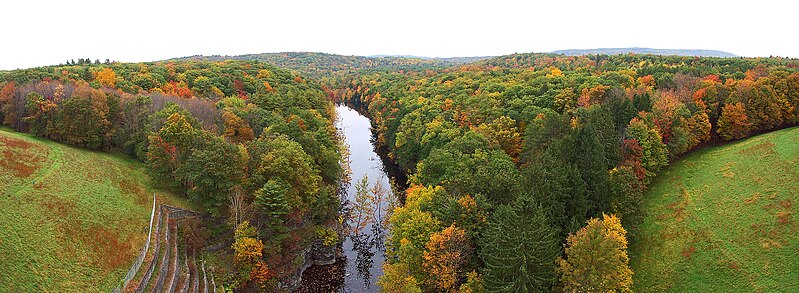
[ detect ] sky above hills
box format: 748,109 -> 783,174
2,0 -> 797,70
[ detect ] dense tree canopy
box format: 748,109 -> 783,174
330,53 -> 799,291
4,52 -> 799,291
0,59 -> 343,290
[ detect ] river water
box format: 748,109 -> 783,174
303,105 -> 406,292
338,104 -> 392,292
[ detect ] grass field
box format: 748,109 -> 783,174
0,128 -> 188,292
629,126 -> 799,292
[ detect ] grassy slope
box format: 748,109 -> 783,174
629,126 -> 799,291
0,128 -> 188,292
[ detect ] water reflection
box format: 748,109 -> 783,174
313,105 -> 403,293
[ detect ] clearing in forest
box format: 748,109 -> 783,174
630,126 -> 799,291
0,128 -> 187,291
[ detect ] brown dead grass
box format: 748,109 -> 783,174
0,135 -> 50,178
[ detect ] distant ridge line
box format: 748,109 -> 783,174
551,47 -> 737,58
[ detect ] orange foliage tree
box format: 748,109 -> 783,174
422,224 -> 471,291
222,111 -> 254,144
717,102 -> 752,140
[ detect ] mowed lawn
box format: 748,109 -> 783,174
629,126 -> 799,292
0,128 -> 187,292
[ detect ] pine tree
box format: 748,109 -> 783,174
480,194 -> 561,292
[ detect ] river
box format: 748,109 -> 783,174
299,105 -> 403,292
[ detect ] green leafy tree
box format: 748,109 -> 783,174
625,117 -> 668,179
178,134 -> 243,214
609,166 -> 645,232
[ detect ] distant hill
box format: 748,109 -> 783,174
170,52 -> 489,78
553,47 -> 737,58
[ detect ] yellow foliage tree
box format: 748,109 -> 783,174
93,68 -> 117,88
378,262 -> 422,293
558,214 -> 633,292
472,116 -> 522,162
232,221 -> 263,264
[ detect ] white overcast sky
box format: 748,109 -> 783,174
1,0 -> 796,70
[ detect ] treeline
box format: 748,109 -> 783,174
173,52 -> 487,80
333,53 -> 799,291
0,60 -> 344,291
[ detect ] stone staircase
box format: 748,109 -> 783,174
115,201 -> 217,293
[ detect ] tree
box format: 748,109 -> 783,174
521,153 -> 588,235
387,186 -> 443,280
351,175 -> 375,235
521,109 -> 569,164
147,112 -> 198,188
22,92 -> 57,137
558,214 -> 633,293
480,195 -> 561,292
93,68 -> 117,88
422,224 -> 471,291
415,140 -> 522,205
222,111 -> 255,144
609,166 -> 645,232
246,135 -> 322,214
717,102 -> 751,140
378,262 -> 423,293
253,179 -> 291,237
473,116 -> 522,161
233,221 -> 262,263
553,88 -> 577,114
546,123 -> 610,215
0,82 -> 15,124
178,135 -> 243,214
625,117 -> 668,179
54,95 -> 106,149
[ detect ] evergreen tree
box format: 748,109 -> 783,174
521,153 -> 588,236
480,194 -> 561,292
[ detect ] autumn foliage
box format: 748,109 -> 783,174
558,214 -> 633,292
422,224 -> 471,291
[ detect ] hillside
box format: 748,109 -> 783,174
170,52 -> 488,78
553,47 -> 737,57
0,128 -> 187,291
629,126 -> 799,291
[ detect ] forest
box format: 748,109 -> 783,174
2,52 -> 799,292
0,59 -> 345,290
328,53 -> 799,291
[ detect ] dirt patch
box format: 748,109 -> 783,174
89,226 -> 135,270
44,195 -> 135,271
0,135 -> 35,149
118,179 -> 148,205
777,211 -> 793,226
0,149 -> 45,177
719,162 -> 736,179
0,136 -> 49,178
57,219 -> 134,271
780,199 -> 793,209
681,244 -> 696,258
738,141 -> 777,156
744,193 -> 761,205
42,196 -> 77,219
